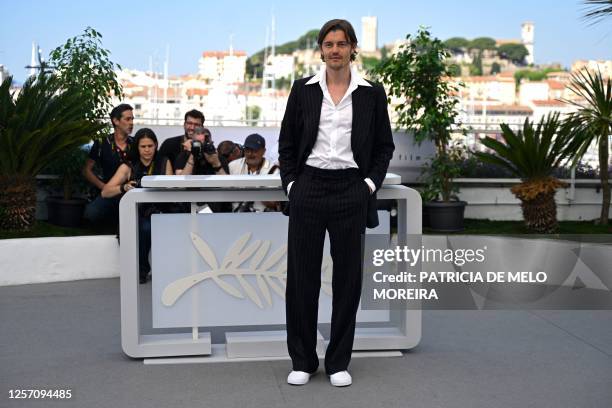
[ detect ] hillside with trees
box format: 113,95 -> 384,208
443,36 -> 530,76
246,29 -> 318,79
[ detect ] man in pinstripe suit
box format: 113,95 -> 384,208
278,19 -> 395,387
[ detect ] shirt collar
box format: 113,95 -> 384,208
305,65 -> 372,88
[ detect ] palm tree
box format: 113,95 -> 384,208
562,69 -> 612,225
582,0 -> 612,25
474,114 -> 575,233
0,74 -> 104,230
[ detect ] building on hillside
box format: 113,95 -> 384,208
293,48 -> 322,78
446,22 -> 534,74
198,51 -> 247,83
546,79 -> 567,100
546,71 -> 571,82
528,99 -> 575,123
457,104 -> 533,150
361,16 -> 378,53
521,22 -> 535,65
0,64 -> 10,83
265,54 -> 295,79
519,80 -> 549,106
571,60 -> 612,79
257,89 -> 290,126
458,75 -> 517,105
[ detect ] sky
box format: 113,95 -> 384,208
1,0 -> 611,82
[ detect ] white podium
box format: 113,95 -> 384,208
119,174 -> 422,360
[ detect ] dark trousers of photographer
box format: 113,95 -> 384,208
138,214 -> 151,281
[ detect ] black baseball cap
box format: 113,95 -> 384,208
244,133 -> 265,150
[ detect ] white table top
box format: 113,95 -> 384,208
141,173 -> 402,188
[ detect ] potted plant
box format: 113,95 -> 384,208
372,27 -> 466,231
473,113 -> 575,233
0,74 -> 103,231
43,145 -> 90,227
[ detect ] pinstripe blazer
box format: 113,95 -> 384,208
278,75 -> 395,228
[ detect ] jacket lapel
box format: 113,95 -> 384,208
302,84 -> 323,153
351,85 -> 375,152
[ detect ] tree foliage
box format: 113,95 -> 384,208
0,74 -> 104,230
444,37 -> 469,53
498,43 -> 529,64
0,74 -> 104,177
469,37 -> 497,50
361,56 -> 381,73
372,27 -> 463,202
42,146 -> 89,200
474,114 -> 577,232
48,27 -> 123,127
514,68 -> 560,87
581,0 -> 612,25
470,52 -> 483,76
562,69 -> 612,224
490,62 -> 502,75
246,29 -> 319,79
447,63 -> 462,77
475,114 -> 575,180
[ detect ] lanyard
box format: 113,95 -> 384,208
133,161 -> 154,178
109,137 -> 130,163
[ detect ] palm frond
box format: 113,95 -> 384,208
0,73 -> 104,177
476,114 -> 575,181
581,0 -> 612,25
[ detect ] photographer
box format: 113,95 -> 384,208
218,140 -> 243,173
82,104 -> 134,226
102,128 -> 172,284
175,126 -> 226,176
229,133 -> 280,212
159,109 -> 203,169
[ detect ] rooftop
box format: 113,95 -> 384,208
531,99 -> 567,107
461,75 -> 516,83
202,51 -> 248,58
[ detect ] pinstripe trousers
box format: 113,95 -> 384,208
286,165 -> 370,375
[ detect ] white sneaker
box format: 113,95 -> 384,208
329,370 -> 352,387
287,371 -> 311,385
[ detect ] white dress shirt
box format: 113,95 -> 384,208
288,66 -> 375,195
229,157 -> 278,212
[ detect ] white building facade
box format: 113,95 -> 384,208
361,16 -> 378,53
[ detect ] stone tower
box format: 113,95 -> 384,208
361,16 -> 378,53
521,21 -> 534,65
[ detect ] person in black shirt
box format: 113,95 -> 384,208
158,110 -> 225,176
158,109 -> 202,170
82,104 -> 134,225
102,128 -> 172,283
177,126 -> 232,213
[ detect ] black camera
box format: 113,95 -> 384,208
191,140 -> 216,160
234,201 -> 255,213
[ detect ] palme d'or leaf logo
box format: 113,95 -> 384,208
162,232 -> 333,309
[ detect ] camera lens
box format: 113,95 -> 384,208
192,141 -> 203,159
203,141 -> 216,154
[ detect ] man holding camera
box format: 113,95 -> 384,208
174,126 -> 226,176
172,126 -> 228,213
159,109 -> 225,175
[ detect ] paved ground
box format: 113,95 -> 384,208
1,278 -> 611,408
